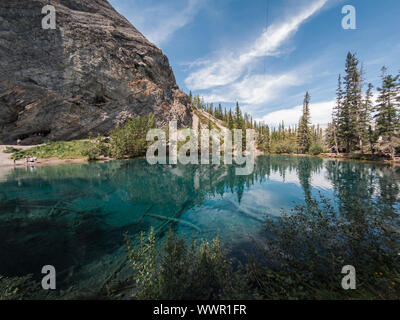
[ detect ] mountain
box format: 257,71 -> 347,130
0,0 -> 192,145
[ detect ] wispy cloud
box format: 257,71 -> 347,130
112,0 -> 204,46
185,0 -> 328,90
202,72 -> 301,106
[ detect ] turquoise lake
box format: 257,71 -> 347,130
0,155 -> 399,297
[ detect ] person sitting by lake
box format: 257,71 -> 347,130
25,157 -> 38,165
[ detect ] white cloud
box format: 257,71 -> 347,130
116,0 -> 204,46
185,0 -> 328,90
202,72 -> 301,105
257,100 -> 335,127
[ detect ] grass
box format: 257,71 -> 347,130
2,147 -> 21,154
10,140 -> 91,160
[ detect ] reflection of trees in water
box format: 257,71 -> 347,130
325,160 -> 400,217
376,167 -> 400,214
296,157 -> 324,201
1,157 -> 399,296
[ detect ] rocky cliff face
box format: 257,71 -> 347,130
0,0 -> 192,144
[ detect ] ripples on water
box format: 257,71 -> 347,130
0,155 -> 399,296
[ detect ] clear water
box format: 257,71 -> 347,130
0,155 -> 399,297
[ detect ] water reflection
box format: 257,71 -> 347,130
0,156 -> 399,296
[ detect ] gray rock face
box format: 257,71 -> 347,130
0,0 -> 192,144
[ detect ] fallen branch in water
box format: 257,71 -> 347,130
145,213 -> 202,233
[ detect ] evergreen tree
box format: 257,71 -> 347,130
361,83 -> 375,154
338,52 -> 362,153
217,104 -> 223,120
227,110 -> 234,130
297,92 -> 312,154
331,75 -> 343,154
234,102 -> 243,129
375,67 -> 399,160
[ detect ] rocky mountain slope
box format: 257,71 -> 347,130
0,0 -> 192,145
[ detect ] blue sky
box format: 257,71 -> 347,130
109,0 -> 400,126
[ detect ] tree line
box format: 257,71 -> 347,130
190,92 -> 324,156
193,52 -> 400,160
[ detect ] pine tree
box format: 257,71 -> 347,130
356,63 -> 367,153
234,102 -> 243,129
361,83 -> 375,154
375,66 -> 399,160
338,52 -> 362,153
332,75 -> 343,154
227,110 -> 234,130
217,104 -> 223,120
297,92 -> 312,154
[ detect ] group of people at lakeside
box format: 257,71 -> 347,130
13,157 -> 38,166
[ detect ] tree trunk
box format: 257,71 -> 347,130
388,135 -> 395,160
333,128 -> 339,155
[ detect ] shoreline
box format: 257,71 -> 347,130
1,145 -> 399,169
0,145 -> 89,168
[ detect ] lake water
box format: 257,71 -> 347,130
0,155 -> 399,298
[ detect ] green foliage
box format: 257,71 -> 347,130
257,126 -> 270,153
124,194 -> 399,300
297,92 -> 312,154
374,67 -> 399,159
252,196 -> 400,299
82,134 -> 110,161
270,140 -> 296,154
10,140 -> 92,160
337,52 -> 362,153
0,275 -> 31,300
3,147 -> 21,154
109,114 -> 156,159
125,228 -> 247,300
0,274 -> 56,300
308,142 -> 324,155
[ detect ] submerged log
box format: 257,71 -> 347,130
145,213 -> 202,233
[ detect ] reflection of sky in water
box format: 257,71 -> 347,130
0,155 -> 399,296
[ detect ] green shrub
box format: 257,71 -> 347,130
271,140 -> 296,154
123,196 -> 399,300
125,228 -> 249,300
110,114 -> 156,159
0,274 -> 56,300
3,147 -> 21,154
250,196 -> 400,299
308,142 -> 324,155
82,134 -> 110,161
